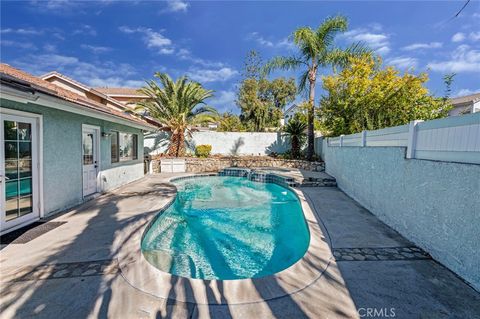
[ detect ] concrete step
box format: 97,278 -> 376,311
299,179 -> 337,187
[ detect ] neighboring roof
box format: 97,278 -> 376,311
284,103 -> 298,114
0,63 -> 154,129
94,87 -> 148,97
450,92 -> 480,106
41,71 -> 127,110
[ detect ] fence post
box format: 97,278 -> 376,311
406,120 -> 423,159
361,130 -> 367,147
340,135 -> 344,147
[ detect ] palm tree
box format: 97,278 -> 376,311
135,72 -> 217,157
264,15 -> 369,160
283,117 -> 307,159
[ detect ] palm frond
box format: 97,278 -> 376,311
324,42 -> 372,68
262,56 -> 305,76
315,15 -> 348,49
298,70 -> 310,95
293,27 -> 319,59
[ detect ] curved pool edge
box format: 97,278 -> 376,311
117,173 -> 334,305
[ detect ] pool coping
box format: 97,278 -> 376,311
117,173 -> 333,305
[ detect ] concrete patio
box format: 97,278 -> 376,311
0,174 -> 479,319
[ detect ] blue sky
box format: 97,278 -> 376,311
1,1 -> 479,113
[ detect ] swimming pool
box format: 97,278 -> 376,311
141,175 -> 310,280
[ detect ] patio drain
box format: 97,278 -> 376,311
0,221 -> 67,245
5,259 -> 118,282
333,246 -> 431,262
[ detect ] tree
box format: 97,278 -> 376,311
237,77 -> 296,131
217,112 -> 245,132
283,117 -> 307,159
135,72 -> 217,157
237,50 -> 297,131
264,15 -> 369,160
319,55 -> 451,136
242,50 -> 263,80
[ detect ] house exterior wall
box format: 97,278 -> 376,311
46,78 -> 88,98
1,98 -> 145,216
474,101 -> 480,113
322,144 -> 480,291
449,102 -> 474,116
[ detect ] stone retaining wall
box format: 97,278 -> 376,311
151,157 -> 324,173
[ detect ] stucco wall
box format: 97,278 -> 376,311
145,131 -> 290,156
323,145 -> 480,291
1,99 -> 144,216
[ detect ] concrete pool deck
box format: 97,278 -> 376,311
1,174 -> 479,318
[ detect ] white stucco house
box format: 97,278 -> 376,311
283,103 -> 300,125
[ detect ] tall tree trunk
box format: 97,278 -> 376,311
291,136 -> 299,159
168,131 -> 185,157
306,78 -> 315,161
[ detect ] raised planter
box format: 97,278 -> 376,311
152,156 -> 324,173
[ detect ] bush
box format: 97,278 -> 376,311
195,144 -> 212,158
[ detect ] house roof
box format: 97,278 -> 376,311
450,92 -> 480,106
284,103 -> 298,114
94,87 -> 148,97
0,63 -> 154,129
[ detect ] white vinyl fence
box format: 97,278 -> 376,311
323,112 -> 480,164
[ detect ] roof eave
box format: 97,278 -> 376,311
1,83 -> 156,131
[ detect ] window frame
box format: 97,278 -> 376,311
110,131 -> 138,163
110,131 -> 119,163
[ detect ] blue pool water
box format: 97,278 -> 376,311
141,176 -> 310,280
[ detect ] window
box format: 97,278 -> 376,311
132,134 -> 138,160
111,132 -> 119,163
111,131 -> 138,163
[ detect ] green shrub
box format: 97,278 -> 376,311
195,144 -> 212,158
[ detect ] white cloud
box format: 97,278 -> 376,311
164,0 -> 189,13
342,27 -> 390,55
72,24 -> 97,36
159,47 -> 175,55
0,28 -> 43,35
469,32 -> 480,42
210,90 -> 236,105
209,90 -> 237,112
453,88 -> 480,97
452,32 -> 466,42
119,26 -> 173,54
248,32 -> 274,47
43,44 -> 56,52
386,56 -> 419,69
427,45 -> 480,73
186,67 -> 238,83
1,40 -> 37,50
247,32 -> 295,50
29,0 -> 111,14
13,54 -> 141,87
80,44 -> 112,54
177,49 -> 225,68
402,42 -> 442,51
